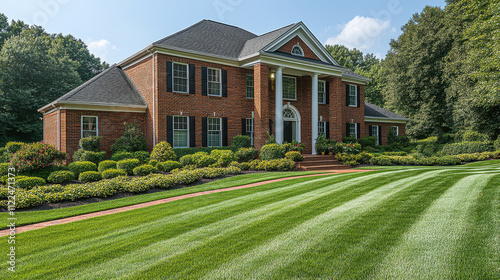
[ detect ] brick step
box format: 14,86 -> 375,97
298,160 -> 341,167
302,155 -> 336,161
302,164 -> 351,171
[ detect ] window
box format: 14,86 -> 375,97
318,121 -> 326,138
207,118 -> 222,147
318,80 -> 326,104
246,118 -> 254,146
246,75 -> 254,98
391,126 -> 399,136
173,63 -> 188,93
291,44 -> 303,56
207,68 -> 221,96
349,85 -> 357,107
283,76 -> 296,100
371,126 -> 379,145
349,123 -> 357,138
81,116 -> 98,138
173,116 -> 189,148
283,108 -> 295,119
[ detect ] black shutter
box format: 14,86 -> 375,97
242,118 -> 247,135
326,122 -> 330,139
378,126 -> 382,145
222,118 -> 228,146
269,119 -> 273,135
201,67 -> 207,96
202,117 -> 207,147
356,85 -> 361,108
346,123 -> 350,137
189,64 -> 195,95
166,62 -> 173,92
346,84 -> 350,106
166,115 -> 173,145
222,70 -> 228,97
189,116 -> 196,147
368,125 -> 373,136
325,81 -> 330,104
357,123 -> 361,139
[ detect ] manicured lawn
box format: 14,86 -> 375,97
1,163 -> 499,279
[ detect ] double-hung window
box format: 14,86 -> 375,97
246,118 -> 254,146
173,116 -> 189,148
207,118 -> 222,147
348,85 -> 357,107
173,63 -> 188,93
318,80 -> 326,104
371,126 -> 380,145
349,123 -> 357,138
246,75 -> 254,98
81,116 -> 98,138
391,126 -> 399,136
207,68 -> 221,96
318,121 -> 326,138
283,76 -> 297,100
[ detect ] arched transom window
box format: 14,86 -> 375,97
291,43 -> 304,56
283,108 -> 295,119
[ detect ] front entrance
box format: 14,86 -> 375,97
282,104 -> 301,143
284,121 -> 296,143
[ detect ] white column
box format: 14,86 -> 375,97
275,67 -> 284,144
311,73 -> 319,154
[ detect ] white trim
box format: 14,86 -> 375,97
364,117 -> 408,124
172,62 -> 189,94
371,125 -> 380,145
246,118 -> 254,146
349,123 -> 357,139
318,80 -> 326,104
282,75 -> 297,101
391,126 -> 399,136
207,67 -> 222,97
207,117 -> 222,147
154,48 -> 240,67
258,53 -> 345,78
282,103 -> 301,143
57,108 -> 61,150
342,76 -> 371,84
246,74 -> 254,99
81,115 -> 98,139
43,108 -> 57,115
59,104 -> 146,113
121,53 -> 153,70
348,84 -> 358,107
172,115 -> 189,148
291,44 -> 304,57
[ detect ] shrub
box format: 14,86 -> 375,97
79,171 -> 102,182
416,137 -> 440,157
133,151 -> 150,163
98,160 -> 117,172
79,136 -> 101,151
173,146 -> 232,158
11,143 -> 66,172
180,152 -> 216,168
235,147 -> 258,162
369,156 -> 393,166
285,151 -> 303,162
231,135 -> 251,150
110,121 -> 148,153
0,163 -> 10,176
281,143 -> 294,154
150,141 -> 176,162
111,151 -> 134,161
68,161 -> 97,176
102,169 -> 128,179
441,141 -> 492,155
133,164 -> 158,176
438,133 -> 455,144
343,143 -> 362,155
388,134 -> 411,149
265,132 -> 276,145
359,136 -> 377,149
460,131 -> 490,142
0,147 -> 9,163
117,159 -> 141,175
259,144 -> 285,160
72,149 -> 106,164
210,150 -> 235,167
47,171 -> 75,184
315,135 -> 329,154
494,135 -> 500,151
148,159 -> 159,167
255,159 -> 295,171
290,140 -> 306,153
336,152 -> 373,165
16,177 -> 46,189
342,137 -> 358,144
344,160 -> 360,167
5,142 -> 25,154
179,154 -> 195,166
157,161 -> 183,172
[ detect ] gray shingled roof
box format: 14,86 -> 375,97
365,102 -> 408,121
238,23 -> 297,59
41,65 -> 146,110
342,68 -> 370,81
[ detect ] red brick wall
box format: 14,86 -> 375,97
340,81 -> 366,140
43,110 -> 58,149
61,110 -> 145,159
365,122 -> 406,145
276,35 -> 321,61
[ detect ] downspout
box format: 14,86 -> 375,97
52,104 -> 61,151
150,50 -> 156,147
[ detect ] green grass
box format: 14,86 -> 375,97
0,171 -> 315,229
1,163 -> 499,279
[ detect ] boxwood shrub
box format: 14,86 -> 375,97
230,135 -> 251,150
150,141 -> 176,162
79,136 -> 101,151
98,160 -> 117,172
133,151 -> 150,163
68,161 -> 97,176
47,171 -> 75,184
148,159 -> 159,167
79,171 -> 102,182
235,147 -> 258,162
73,149 -> 106,164
157,161 -> 182,172
117,159 -> 141,175
101,169 -> 128,179
16,177 -> 46,189
0,163 -> 9,176
285,151 -> 304,162
133,164 -> 158,176
5,142 -> 25,154
259,144 -> 285,160
173,146 -> 232,158
210,150 -> 235,167
441,141 -> 493,155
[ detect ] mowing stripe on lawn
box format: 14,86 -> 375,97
373,173 -> 494,279
60,171 -> 404,279
204,169 -> 447,279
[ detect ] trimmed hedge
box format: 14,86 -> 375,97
79,136 -> 101,152
210,150 -> 235,167
117,159 -> 141,175
150,141 -> 176,162
368,152 -> 497,166
101,169 -> 128,179
231,135 -> 251,150
133,165 -> 158,176
5,142 -> 25,154
133,151 -> 150,164
47,171 -> 75,184
68,161 -> 97,176
148,159 -> 159,167
179,152 -> 216,168
285,151 -> 304,162
0,163 -> 9,176
259,144 -> 285,160
173,146 -> 232,158
157,161 -> 182,172
79,171 -> 102,182
441,141 -> 493,155
98,160 -> 117,173
111,151 -> 134,161
73,149 -> 106,164
16,177 -> 46,189
235,147 -> 258,162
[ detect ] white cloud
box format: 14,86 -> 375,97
325,16 -> 390,50
87,39 -> 117,62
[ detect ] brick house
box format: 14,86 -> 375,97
39,20 -> 408,157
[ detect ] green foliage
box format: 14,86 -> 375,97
437,133 -> 455,144
210,150 -> 235,167
416,137 -> 440,157
16,177 -> 46,189
133,151 -> 150,164
98,160 -> 117,173
111,151 -> 134,161
173,146 -> 232,159
47,171 -> 75,184
101,169 -> 128,180
157,161 -> 182,172
11,142 -> 66,172
110,121 -> 148,153
259,144 -> 285,160
78,136 -> 101,152
459,131 -> 490,142
387,134 -> 411,148
285,151 -> 304,162
179,152 -> 216,168
315,135 -> 330,154
116,159 -> 141,175
0,147 -> 9,163
494,136 -> 500,151
133,165 -> 158,176
252,159 -> 296,171
265,132 -> 276,145
231,135 -> 251,150
359,136 -> 377,149
5,142 -> 25,154
342,137 -> 357,144
336,152 -> 373,166
150,141 -> 176,162
441,141 -> 493,155
68,161 -> 97,176
78,171 -> 102,183
72,149 -> 106,164
0,163 -> 9,176
148,159 -> 159,167
235,147 -> 258,162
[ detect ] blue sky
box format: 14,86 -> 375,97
2,0 -> 446,64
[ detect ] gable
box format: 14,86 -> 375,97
276,35 -> 321,61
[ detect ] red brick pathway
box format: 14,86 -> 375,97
0,169 -> 373,236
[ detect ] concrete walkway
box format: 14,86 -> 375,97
0,169 -> 372,236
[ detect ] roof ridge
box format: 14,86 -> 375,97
58,65 -> 117,102
152,20 -> 207,45
203,19 -> 257,36
255,22 -> 297,37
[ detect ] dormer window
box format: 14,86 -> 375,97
291,43 -> 303,56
